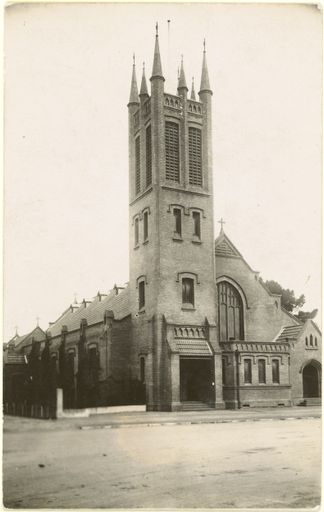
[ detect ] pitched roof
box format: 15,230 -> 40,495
47,286 -> 130,338
7,326 -> 46,349
175,339 -> 212,356
215,230 -> 242,258
275,324 -> 304,342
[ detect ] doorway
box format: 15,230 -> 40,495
303,363 -> 321,398
180,357 -> 214,403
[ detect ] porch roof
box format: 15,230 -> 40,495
172,338 -> 213,356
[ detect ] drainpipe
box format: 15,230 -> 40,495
235,349 -> 241,409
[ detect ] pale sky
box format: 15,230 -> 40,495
4,3 -> 322,341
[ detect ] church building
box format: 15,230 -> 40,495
4,28 -> 321,413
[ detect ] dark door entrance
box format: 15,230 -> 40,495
180,358 -> 214,403
303,363 -> 321,398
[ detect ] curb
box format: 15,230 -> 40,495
79,415 -> 320,430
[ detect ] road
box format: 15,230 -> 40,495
3,414 -> 321,509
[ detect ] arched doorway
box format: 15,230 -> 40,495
303,362 -> 321,398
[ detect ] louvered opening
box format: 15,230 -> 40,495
189,127 -> 202,186
165,122 -> 180,182
135,136 -> 141,195
146,125 -> 152,187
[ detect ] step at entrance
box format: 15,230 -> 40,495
181,401 -> 214,411
305,398 -> 321,406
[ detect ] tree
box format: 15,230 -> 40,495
295,309 -> 318,324
261,279 -> 305,312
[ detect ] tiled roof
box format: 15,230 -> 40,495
275,325 -> 304,342
47,286 -> 130,338
8,333 -> 28,348
175,339 -> 212,356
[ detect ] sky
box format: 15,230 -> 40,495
4,2 -> 322,341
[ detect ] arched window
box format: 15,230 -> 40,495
310,334 -> 313,347
217,281 -> 244,341
306,337 -> 308,346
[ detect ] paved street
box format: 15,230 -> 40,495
3,410 -> 321,509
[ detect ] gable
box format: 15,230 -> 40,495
215,232 -> 242,258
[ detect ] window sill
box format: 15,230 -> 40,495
173,234 -> 183,242
306,347 -> 318,350
181,305 -> 196,311
143,239 -> 149,245
192,238 -> 202,245
138,309 -> 145,315
134,244 -> 140,250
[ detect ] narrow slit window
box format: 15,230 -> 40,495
139,280 -> 145,310
143,211 -> 148,241
174,208 -> 182,237
244,359 -> 252,384
192,211 -> 201,238
134,217 -> 139,246
135,136 -> 141,195
182,278 -> 194,306
258,359 -> 266,384
272,359 -> 280,384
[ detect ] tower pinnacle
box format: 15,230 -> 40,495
151,23 -> 164,80
199,39 -> 212,94
177,55 -> 188,92
139,62 -> 149,97
190,77 -> 196,100
128,54 -> 139,105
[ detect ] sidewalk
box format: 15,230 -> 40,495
4,405 -> 321,433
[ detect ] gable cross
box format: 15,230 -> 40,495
218,217 -> 226,231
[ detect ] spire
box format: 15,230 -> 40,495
151,22 -> 164,80
190,77 -> 196,100
199,39 -> 212,94
128,54 -> 139,105
177,55 -> 188,91
139,62 -> 149,97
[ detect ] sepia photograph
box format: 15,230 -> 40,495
3,2 -> 322,509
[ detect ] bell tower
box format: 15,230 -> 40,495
127,27 -> 224,411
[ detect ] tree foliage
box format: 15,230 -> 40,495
295,309 -> 318,324
261,279 -> 305,312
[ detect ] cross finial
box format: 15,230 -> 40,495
36,316 -> 40,327
133,53 -> 135,66
218,217 -> 226,231
203,38 -> 206,52
143,61 -> 145,72
156,22 -> 158,36
73,293 -> 78,304
15,325 -> 18,336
